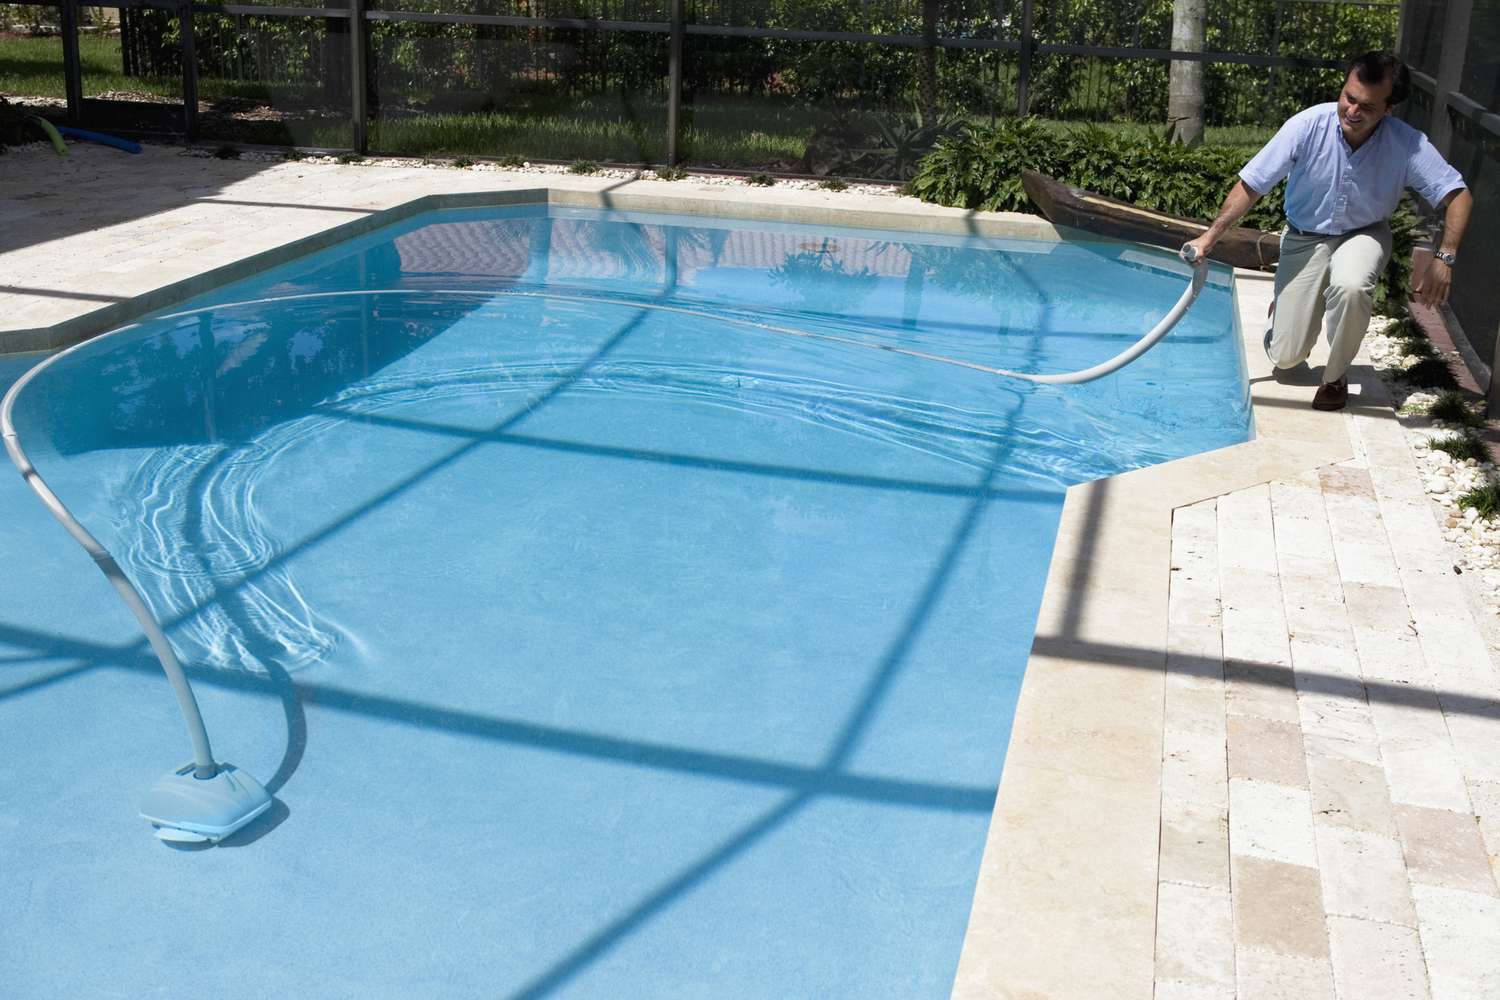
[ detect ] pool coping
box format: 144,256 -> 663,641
2,180 -> 1342,998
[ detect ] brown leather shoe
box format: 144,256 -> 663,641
1311,377 -> 1348,411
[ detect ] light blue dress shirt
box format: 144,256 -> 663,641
1240,102 -> 1466,236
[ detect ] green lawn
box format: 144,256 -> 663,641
4,32 -> 1274,165
0,32 -> 179,98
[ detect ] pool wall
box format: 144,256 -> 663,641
2,177 -> 1351,999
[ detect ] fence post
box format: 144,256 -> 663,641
1428,0 -> 1473,157
180,0 -> 198,140
1017,0 -> 1033,117
60,0 -> 83,124
667,0 -> 684,165
350,0 -> 368,154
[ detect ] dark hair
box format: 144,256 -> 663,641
1346,51 -> 1410,106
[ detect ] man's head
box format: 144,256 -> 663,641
1338,52 -> 1409,147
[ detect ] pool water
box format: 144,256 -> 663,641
1,206 -> 1248,998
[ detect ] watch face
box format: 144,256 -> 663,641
1436,251 -> 1456,264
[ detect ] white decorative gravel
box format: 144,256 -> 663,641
191,146 -> 901,196
1365,315 -> 1500,614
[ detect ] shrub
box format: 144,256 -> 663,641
819,177 -> 849,192
910,119 -> 1281,222
1458,481 -> 1500,520
654,165 -> 688,181
1427,391 -> 1484,426
452,156 -> 475,168
1401,357 -> 1460,390
907,117 -> 1060,214
1389,316 -> 1427,341
568,159 -> 600,174
214,143 -> 239,159
497,153 -> 525,168
1399,336 -> 1437,360
336,152 -> 364,165
746,172 -> 776,186
283,148 -> 305,162
1430,432 -> 1490,463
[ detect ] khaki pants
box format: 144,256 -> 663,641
1268,223 -> 1393,384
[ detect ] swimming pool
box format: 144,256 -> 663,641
1,206 -> 1249,998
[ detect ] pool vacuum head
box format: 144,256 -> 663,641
139,763 -> 272,844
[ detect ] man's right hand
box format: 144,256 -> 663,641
1181,234 -> 1214,264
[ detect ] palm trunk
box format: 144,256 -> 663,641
1168,0 -> 1206,145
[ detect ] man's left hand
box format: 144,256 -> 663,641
1413,258 -> 1453,308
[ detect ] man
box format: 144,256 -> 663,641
1183,51 -> 1473,411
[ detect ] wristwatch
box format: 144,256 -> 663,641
1435,249 -> 1458,265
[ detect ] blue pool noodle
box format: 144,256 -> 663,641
55,125 -> 142,154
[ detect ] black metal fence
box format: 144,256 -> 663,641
2,0 -> 1396,172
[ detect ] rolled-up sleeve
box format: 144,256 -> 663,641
1240,115 -> 1304,195
1406,131 -> 1467,208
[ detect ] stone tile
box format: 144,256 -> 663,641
1394,804 -> 1499,896
1354,627 -> 1428,685
1168,612 -> 1223,657
1234,946 -> 1334,1000
1223,595 -> 1290,648
1296,671 -> 1377,750
1164,727 -> 1230,811
1332,541 -> 1402,586
1412,885 -> 1500,1000
1231,855 -> 1329,958
1219,527 -> 1281,573
1165,670 -> 1227,739
1313,825 -> 1416,926
1218,482 -> 1274,526
1472,780 -> 1500,887
1271,516 -> 1334,564
1415,622 -> 1497,684
1327,915 -> 1430,1000
1407,577 -> 1480,630
1228,713 -> 1308,788
1304,730 -> 1386,769
1230,779 -> 1318,867
1155,881 -> 1235,989
1308,755 -> 1397,836
1289,635 -> 1362,677
1444,704 -> 1500,786
1343,583 -> 1413,629
1367,684 -> 1472,811
1318,465 -> 1377,498
1379,736 -> 1475,813
1161,798 -> 1230,891
1280,590 -> 1353,649
1225,656 -> 1301,725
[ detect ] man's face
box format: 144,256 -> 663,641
1337,69 -> 1394,146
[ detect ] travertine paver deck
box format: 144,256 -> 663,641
1157,363 -> 1500,998
4,141 -> 1500,998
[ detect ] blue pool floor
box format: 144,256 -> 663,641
0,352 -> 1032,998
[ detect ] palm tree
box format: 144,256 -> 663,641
1167,0 -> 1206,145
